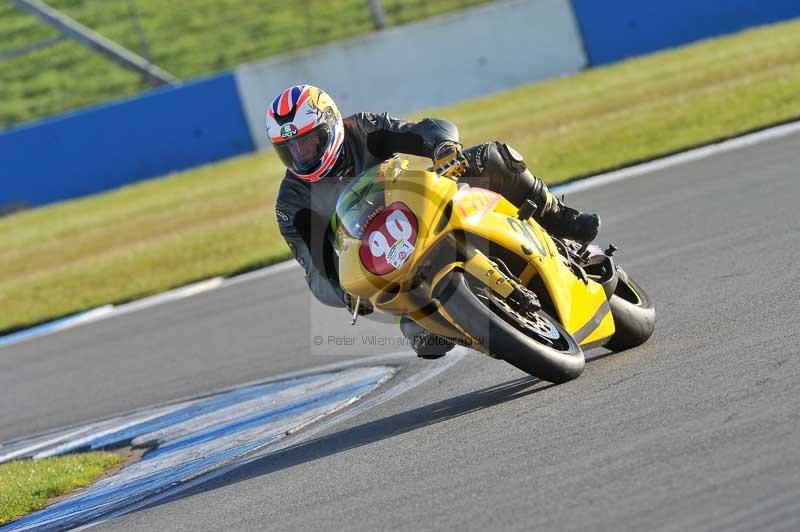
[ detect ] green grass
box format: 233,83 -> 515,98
0,0 -> 489,128
0,453 -> 121,525
1,18 -> 800,334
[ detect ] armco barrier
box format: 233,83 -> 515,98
235,0 -> 587,150
571,0 -> 800,65
0,73 -> 252,208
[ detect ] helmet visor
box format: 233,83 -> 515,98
274,125 -> 330,174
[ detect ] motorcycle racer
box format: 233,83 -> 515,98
270,85 -> 600,358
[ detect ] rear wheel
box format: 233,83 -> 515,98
438,271 -> 584,383
604,269 -> 656,352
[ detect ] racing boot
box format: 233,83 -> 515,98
535,195 -> 601,244
461,142 -> 600,244
400,317 -> 454,359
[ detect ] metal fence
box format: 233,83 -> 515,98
0,0 -> 490,129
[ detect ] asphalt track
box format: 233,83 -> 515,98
2,130 -> 800,531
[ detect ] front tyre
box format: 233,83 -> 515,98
604,269 -> 656,352
438,271 -> 584,384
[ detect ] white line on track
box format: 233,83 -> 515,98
3,119 -> 800,349
551,120 -> 800,195
71,349 -> 466,531
0,351 -> 421,456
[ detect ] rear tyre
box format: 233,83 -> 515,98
438,271 -> 584,383
604,270 -> 656,352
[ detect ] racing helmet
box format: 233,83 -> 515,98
266,85 -> 344,181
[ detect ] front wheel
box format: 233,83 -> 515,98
604,269 -> 656,352
437,271 -> 584,384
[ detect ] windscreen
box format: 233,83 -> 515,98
333,165 -> 387,239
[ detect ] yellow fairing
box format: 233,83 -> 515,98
336,160 -> 456,294
336,159 -> 615,347
447,186 -> 614,345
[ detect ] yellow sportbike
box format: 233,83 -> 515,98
333,158 -> 655,383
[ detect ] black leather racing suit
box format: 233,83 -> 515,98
275,112 -> 554,309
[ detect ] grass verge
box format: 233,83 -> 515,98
1,18 -> 800,334
0,453 -> 122,525
0,0 -> 490,128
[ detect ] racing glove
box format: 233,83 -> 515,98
433,141 -> 468,179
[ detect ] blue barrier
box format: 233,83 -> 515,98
4,1 -> 800,209
571,0 -> 800,65
0,73 -> 253,208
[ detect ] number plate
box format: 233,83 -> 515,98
359,202 -> 418,275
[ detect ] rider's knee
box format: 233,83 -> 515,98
464,141 -> 526,178
493,142 -> 528,175
399,317 -> 453,359
484,142 -> 540,206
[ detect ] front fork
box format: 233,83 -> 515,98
427,248 -> 539,326
425,241 -> 621,342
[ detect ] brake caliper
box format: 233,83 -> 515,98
507,284 -> 541,314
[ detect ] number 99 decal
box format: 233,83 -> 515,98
360,202 -> 418,275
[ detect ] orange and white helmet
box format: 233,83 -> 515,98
266,85 -> 344,181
